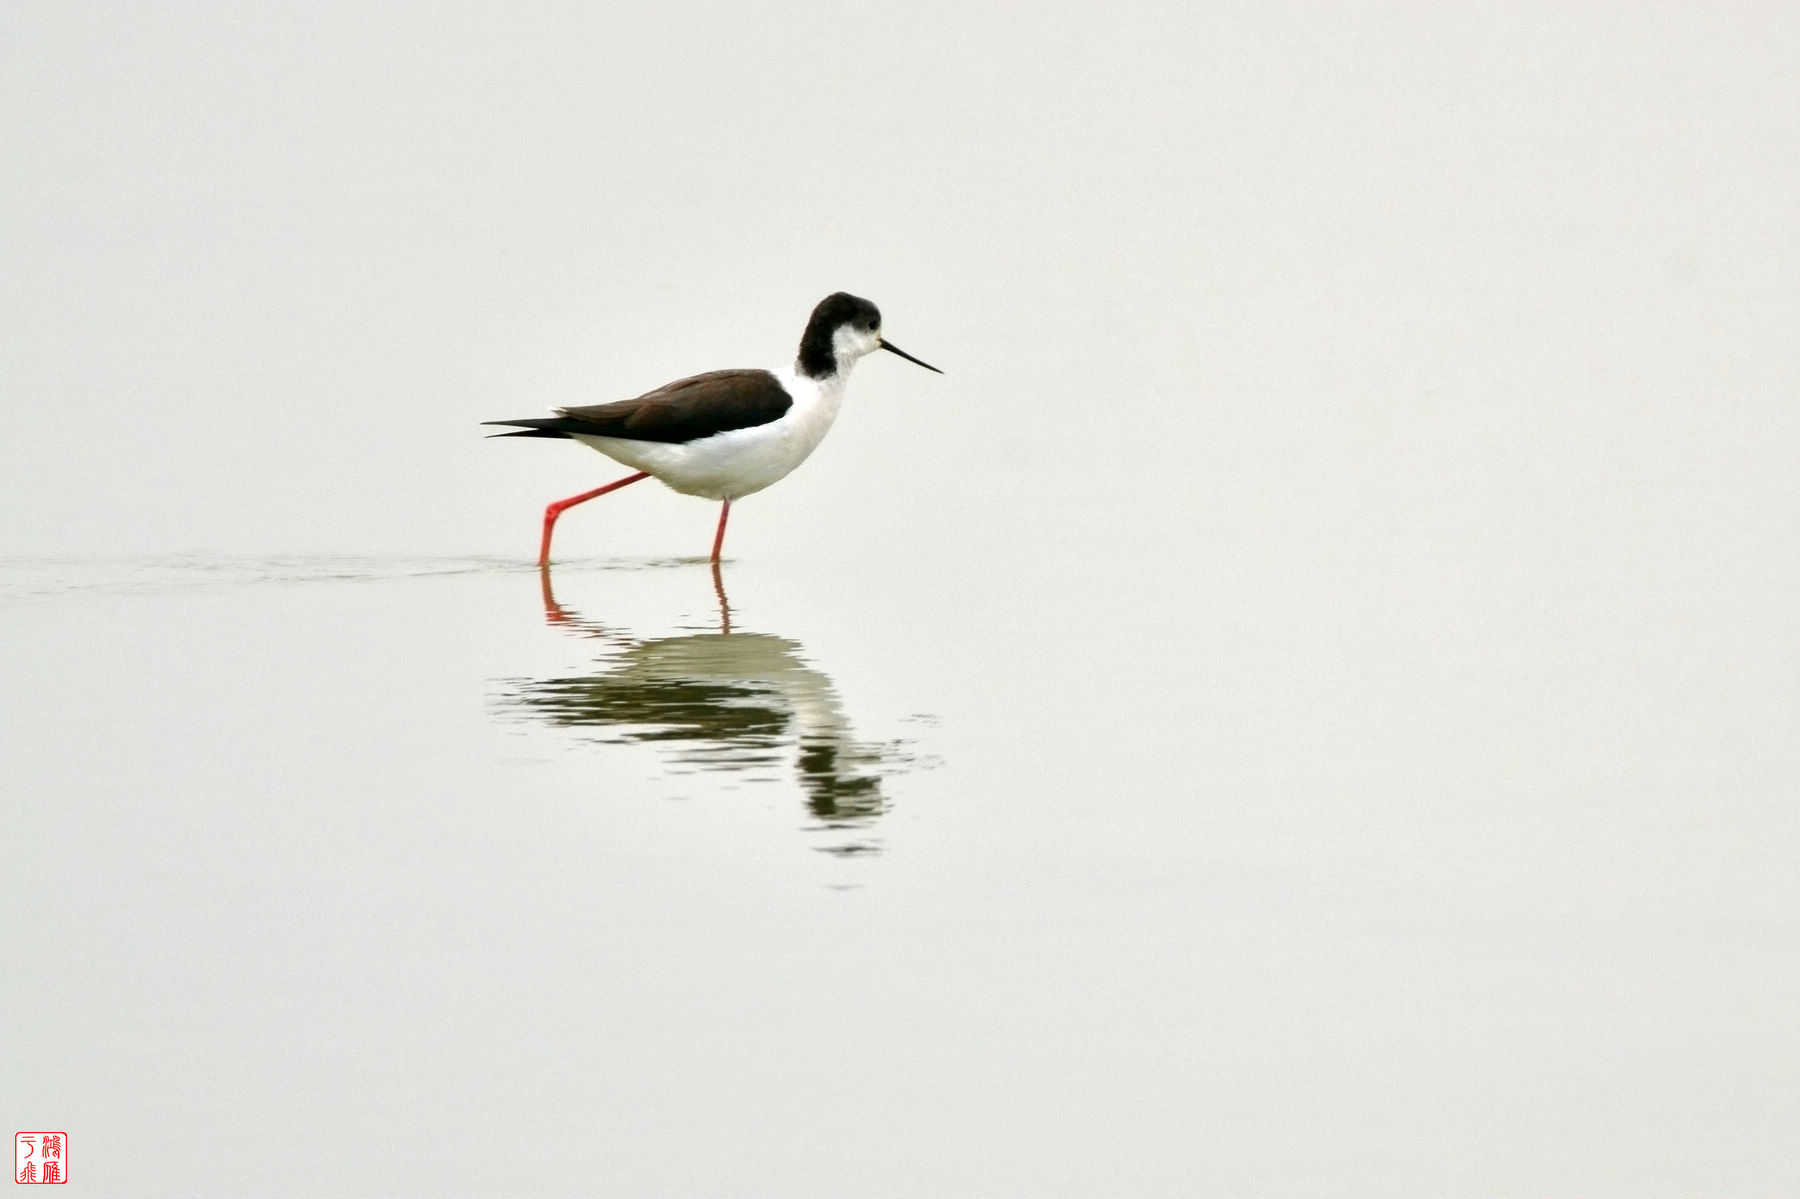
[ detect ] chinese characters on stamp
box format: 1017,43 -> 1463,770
14,1134 -> 66,1185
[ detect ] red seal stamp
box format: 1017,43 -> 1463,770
14,1134 -> 65,1185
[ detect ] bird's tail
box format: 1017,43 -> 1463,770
482,418 -> 576,440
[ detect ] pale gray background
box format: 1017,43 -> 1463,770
3,2 -> 1797,1196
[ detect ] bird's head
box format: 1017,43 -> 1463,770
797,292 -> 943,380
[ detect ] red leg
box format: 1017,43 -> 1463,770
538,471 -> 650,566
709,499 -> 732,564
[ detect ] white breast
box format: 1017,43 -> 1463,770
572,368 -> 849,501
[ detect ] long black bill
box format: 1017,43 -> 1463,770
879,340 -> 944,373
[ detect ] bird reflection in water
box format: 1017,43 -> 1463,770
501,564 -> 917,855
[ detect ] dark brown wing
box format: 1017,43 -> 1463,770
483,369 -> 792,445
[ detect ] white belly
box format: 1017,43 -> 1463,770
572,374 -> 845,501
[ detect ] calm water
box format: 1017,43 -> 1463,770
5,3 -> 1798,1195
4,530 -> 1795,1194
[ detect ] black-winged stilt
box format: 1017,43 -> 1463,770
485,292 -> 941,565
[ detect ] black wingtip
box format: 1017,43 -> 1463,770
482,418 -> 575,440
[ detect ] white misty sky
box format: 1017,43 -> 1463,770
1,2 -> 1795,562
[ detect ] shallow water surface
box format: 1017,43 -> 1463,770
3,545 -> 1794,1195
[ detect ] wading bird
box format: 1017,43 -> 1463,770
485,292 -> 941,565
